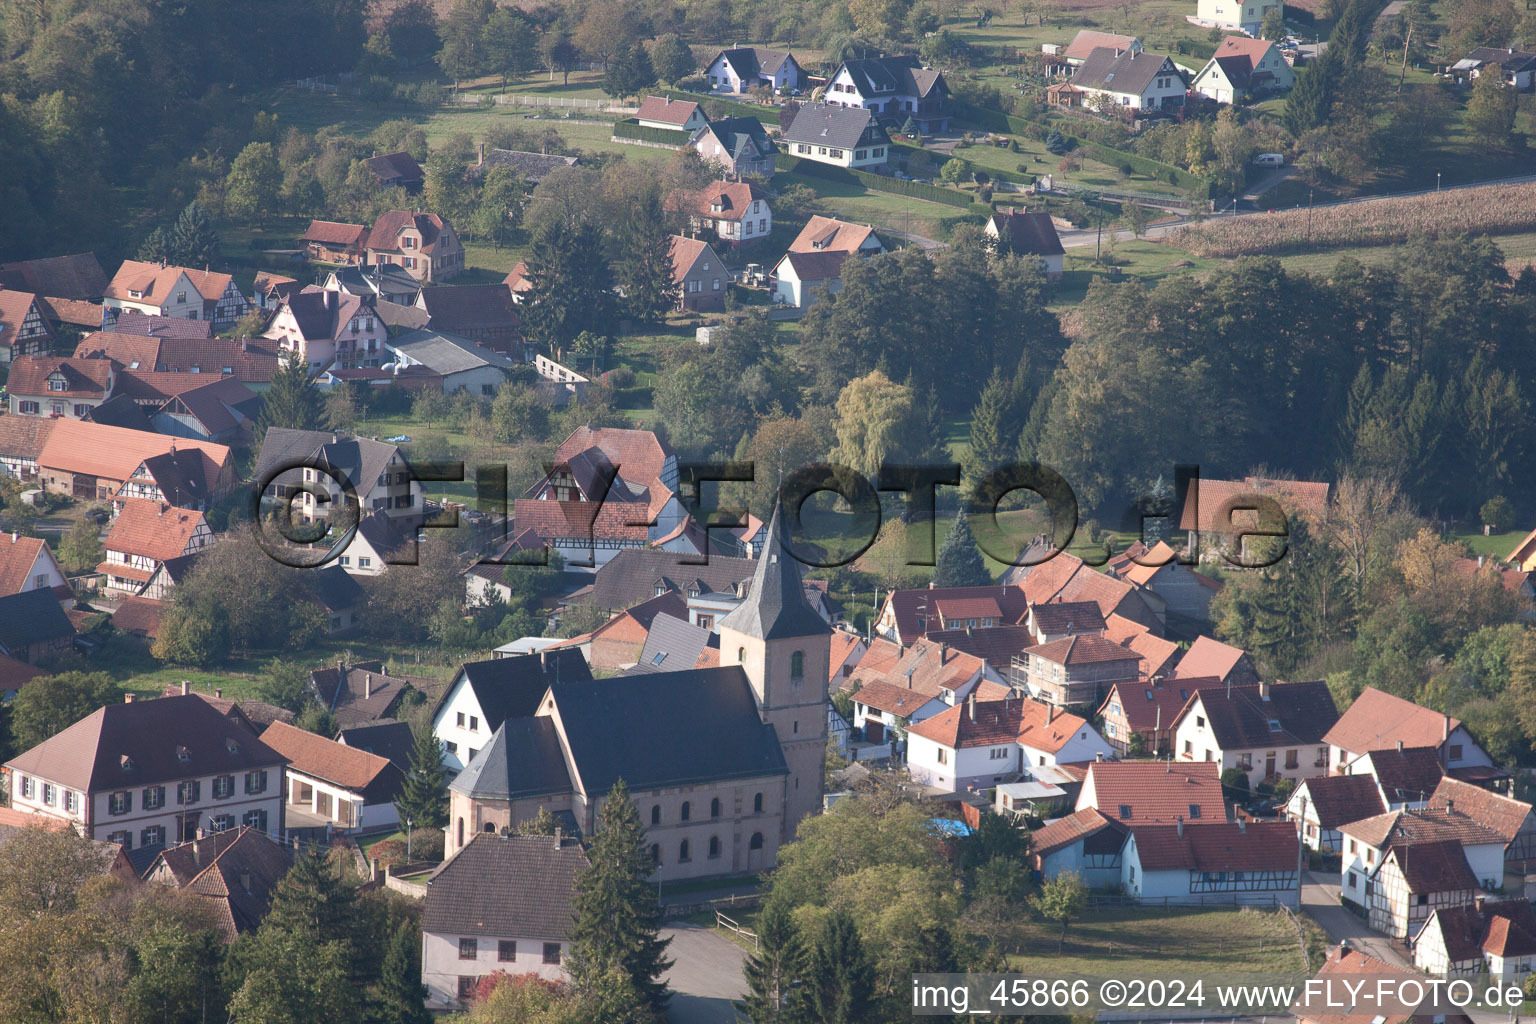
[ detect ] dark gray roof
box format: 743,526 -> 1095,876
1462,47 -> 1536,73
388,327 -> 517,375
310,565 -> 364,612
781,103 -> 888,151
718,504 -> 832,641
140,450 -> 210,508
364,151 -> 424,186
469,150 -> 580,184
253,428 -> 402,498
336,721 -> 416,771
693,117 -> 776,163
373,299 -> 431,330
83,393 -> 154,432
590,550 -> 756,610
157,551 -> 203,585
0,589 -> 74,654
109,310 -> 213,339
550,667 -> 789,793
449,718 -> 574,801
837,55 -> 946,99
630,613 -> 713,673
1072,47 -> 1182,96
990,210 -> 1065,257
0,253 -> 109,301
423,832 -> 587,939
439,650 -> 594,733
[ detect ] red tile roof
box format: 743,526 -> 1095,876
1355,746 -> 1444,803
1063,29 -> 1140,60
669,180 -> 771,223
37,418 -> 232,485
0,415 -> 56,462
552,426 -> 674,496
0,533 -> 56,598
1293,948 -> 1448,1024
38,297 -> 103,328
1170,635 -> 1250,681
1081,760 -> 1226,825
1177,475 -> 1330,533
1030,807 -> 1125,857
0,652 -> 45,693
106,261 -> 232,304
510,497 -> 650,543
1382,839 -> 1478,893
637,95 -> 702,126
1340,807 -> 1507,850
668,234 -> 715,282
258,720 -> 399,795
1427,776 -> 1533,844
103,500 -> 205,562
1324,686 -> 1459,756
881,584 -> 1029,643
301,220 -> 368,247
1099,677 -> 1218,735
110,596 -> 167,638
1130,820 -> 1297,871
1025,634 -> 1141,667
365,211 -> 451,255
0,288 -> 50,343
908,698 -> 1028,747
853,678 -> 946,717
934,597 -> 1003,621
1175,680 -> 1339,749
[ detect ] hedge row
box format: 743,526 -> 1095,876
611,118 -> 691,147
664,88 -> 780,125
778,153 -> 977,208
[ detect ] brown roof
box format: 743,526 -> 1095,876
6,355 -> 112,398
423,832 -> 588,940
1064,29 -> 1140,60
1016,700 -> 1093,752
309,661 -> 424,727
829,630 -> 865,681
511,497 -> 649,543
1340,807 -> 1507,851
1099,677 -> 1219,734
37,418 -> 232,485
0,652 -> 45,693
1131,820 -> 1297,871
1176,680 -> 1339,749
1103,614 -> 1181,675
0,533 -> 56,598
74,333 -> 279,383
365,211 -> 451,255
0,254 -> 108,300
1293,948 -> 1458,1024
103,500 -> 205,562
1427,777 -> 1533,844
4,694 -> 286,791
1324,686 -> 1460,756
301,220 -> 368,247
880,584 -> 1030,644
1381,839 -> 1478,893
788,215 -> 879,254
105,261 -> 232,305
1030,600 -> 1105,635
636,95 -> 702,126
552,426 -> 674,496
1355,746 -> 1444,803
1422,899 -> 1536,964
415,284 -> 520,334
37,297 -> 104,328
668,234 -> 716,282
363,151 -> 424,185
1081,760 -> 1226,825
111,596 -> 168,638
150,827 -> 293,942
852,678 -> 946,717
0,288 -> 48,344
1177,475 -> 1331,533
921,625 -> 1036,669
1030,807 -> 1126,857
908,696 -> 1090,752
1024,634 -> 1141,667
669,180 -> 771,223
988,210 -> 1065,256
1170,635 -> 1250,681
502,261 -> 533,294
1295,774 -> 1387,829
258,721 -> 400,797
0,413 -> 57,461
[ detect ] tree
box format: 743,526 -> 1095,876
395,723 -> 450,830
1028,870 -> 1087,952
482,6 -> 537,91
831,371 -> 928,477
738,899 -> 812,1024
474,164 -> 528,249
254,352 -> 325,444
650,34 -> 694,85
542,32 -> 580,85
377,922 -> 432,1024
933,512 -> 990,587
602,39 -> 655,101
256,658 -> 313,714
1128,201 -> 1152,238
56,514 -> 103,573
1465,65 -> 1519,147
137,226 -> 172,264
566,779 -> 673,1013
10,671 -> 119,751
424,152 -> 476,237
615,193 -> 676,323
806,909 -> 877,1024
169,201 -> 220,268
1220,766 -> 1251,804
1482,495 -> 1515,533
1044,128 -> 1068,155
1261,6 -> 1285,39
438,0 -> 494,88
1283,56 -> 1336,135
225,142 -> 283,224
521,218 -> 616,353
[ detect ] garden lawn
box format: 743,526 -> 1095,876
1449,527 -> 1530,559
773,171 -> 959,241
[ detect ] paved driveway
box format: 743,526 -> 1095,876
1300,870 -> 1409,968
663,922 -> 749,1024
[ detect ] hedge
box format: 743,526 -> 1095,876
664,88 -> 780,125
778,154 -> 976,208
611,118 -> 691,147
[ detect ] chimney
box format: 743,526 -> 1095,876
1237,815 -> 1246,833
158,503 -> 166,517
124,693 -> 136,703
1397,739 -> 1404,752
215,689 -> 222,699
1176,815 -> 1184,837
1095,750 -> 1104,762
364,674 -> 372,700
968,691 -> 976,722
1447,798 -> 1455,815
1258,679 -> 1271,701
477,142 -> 485,166
1048,704 -> 1057,723
181,680 -> 191,696
540,650 -> 547,669
553,826 -> 564,849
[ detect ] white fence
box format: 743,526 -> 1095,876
449,93 -> 618,110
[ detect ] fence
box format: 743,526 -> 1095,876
449,93 -> 612,109
664,88 -> 781,125
1085,893 -> 1287,908
717,911 -> 759,951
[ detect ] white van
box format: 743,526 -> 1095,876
1252,153 -> 1285,167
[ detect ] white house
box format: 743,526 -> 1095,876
1069,47 -> 1187,111
385,328 -> 516,396
670,180 -> 772,245
430,651 -> 593,773
262,287 -> 387,372
1170,680 -> 1339,788
703,47 -> 805,94
1075,760 -> 1227,827
1338,807 -> 1506,914
1285,774 -> 1387,852
780,103 -> 891,169
103,261 -> 250,329
1195,0 -> 1280,36
772,250 -> 849,309
1341,745 -> 1444,809
635,96 -> 709,133
4,694 -> 287,848
1366,840 -> 1481,939
0,531 -> 68,600
985,209 -> 1065,278
1121,820 -> 1300,907
1414,899 -> 1536,982
421,832 -> 587,1009
824,55 -> 950,132
1324,687 -> 1494,777
905,695 -> 1111,792
1191,36 -> 1295,103
258,721 -> 403,832
1029,807 -> 1128,886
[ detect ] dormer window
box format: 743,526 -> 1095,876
120,754 -> 134,772
226,738 -> 240,755
48,377 -> 66,391
129,290 -> 142,299
176,745 -> 190,763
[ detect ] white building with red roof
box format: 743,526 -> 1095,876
1123,819 -> 1300,906
1075,760 -> 1227,826
103,261 -> 249,329
1324,687 -> 1493,778
98,499 -> 212,597
0,288 -> 55,364
668,181 -> 773,244
1191,36 -> 1295,104
364,211 -> 463,283
635,96 -> 709,132
905,694 -> 1112,792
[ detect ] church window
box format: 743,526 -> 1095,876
711,798 -> 720,818
651,805 -> 661,825
681,801 -> 691,821
750,832 -> 764,850
651,844 -> 661,863
753,792 -> 763,813
790,651 -> 804,679
709,836 -> 721,858
679,840 -> 690,861
738,647 -> 745,662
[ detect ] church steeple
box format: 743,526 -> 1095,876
718,503 -> 832,641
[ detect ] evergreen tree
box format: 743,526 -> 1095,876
377,922 -> 432,1024
522,219 -> 615,354
394,725 -> 449,830
137,225 -> 172,263
1044,128 -> 1068,154
934,511 -> 990,587
169,200 -> 221,268
738,899 -> 812,1024
603,40 -> 639,100
254,352 -> 325,445
567,779 -> 673,1014
616,193 -> 676,323
263,848 -> 355,944
806,910 -> 876,1024
626,41 -> 657,96
1282,56 -> 1335,135
965,371 -> 1017,488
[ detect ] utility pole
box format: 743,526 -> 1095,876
1397,21 -> 1413,93
1306,189 -> 1314,244
1095,209 -> 1103,263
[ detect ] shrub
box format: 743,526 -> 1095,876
676,74 -> 708,92
369,838 -> 407,869
408,828 -> 446,862
1045,128 -> 1068,155
605,366 -> 637,388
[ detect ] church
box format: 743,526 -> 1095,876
445,507 -> 833,881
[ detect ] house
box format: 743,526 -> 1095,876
251,271 -> 300,312
1105,613 -> 1182,676
109,594 -> 166,640
1427,776 -> 1536,868
94,309 -> 213,340
0,417 -> 56,481
669,235 -> 727,312
0,588 -> 76,666
1414,899 -> 1536,982
411,285 -> 521,354
1029,807 -> 1128,884
386,328 -> 516,395
781,103 -> 892,169
467,147 -> 580,185
0,530 -> 69,600
669,181 -> 773,246
159,681 -> 296,734
262,286 -> 387,371
1178,474 -> 1331,559
704,47 -> 805,93
905,695 -> 1112,792
1192,36 -> 1295,103
1075,760 -> 1227,826
300,220 -> 369,264
635,95 -> 710,132
36,295 -> 106,334
365,210 -> 464,283
33,419 -> 232,506
789,215 -> 885,255
1325,687 -> 1493,777
1060,30 -> 1141,65
1287,774 -> 1389,851
323,264 -> 422,307
629,612 -> 718,674
824,55 -> 950,132
364,151 -> 425,192
1343,746 -> 1445,809
102,261 -> 249,329
1171,679 -> 1339,786
73,331 -> 280,386
0,253 -> 108,302
4,694 -> 287,848
309,658 -> 428,726
1293,945 -> 1474,1024
1122,820 -> 1300,906
1368,840 -> 1483,939
143,826 -> 293,941
0,288 -> 55,364
771,250 -> 850,309
1196,0 -> 1281,35
1451,47 -> 1536,90
873,585 -> 1029,645
985,209 -> 1065,277
431,650 -> 595,773
1068,48 -> 1187,111
1105,540 -> 1224,626
152,377 -> 263,443
1097,677 -> 1219,755
1005,542 -> 1167,634
689,117 -> 777,177
336,720 -> 416,772
311,564 -> 366,634
253,428 -> 420,527
1015,634 -> 1142,707
421,832 -> 588,1008
97,500 -> 212,597
332,509 -> 422,575
259,721 -> 404,832
1339,807 -> 1506,918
